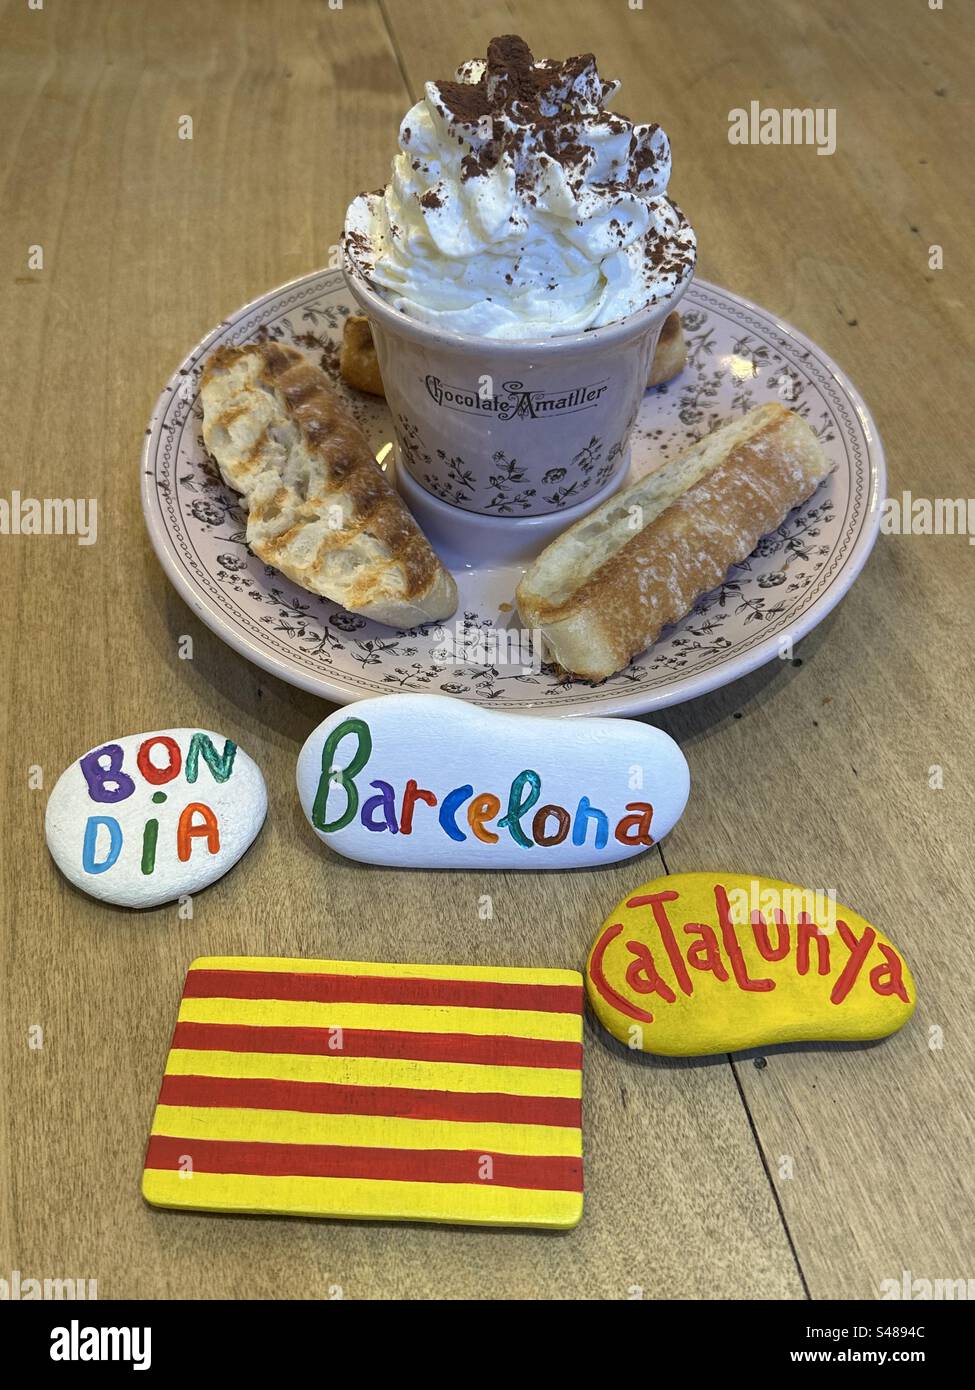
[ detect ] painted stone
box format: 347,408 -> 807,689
142,954 -> 585,1228
45,728 -> 267,908
296,693 -> 689,870
586,872 -> 916,1055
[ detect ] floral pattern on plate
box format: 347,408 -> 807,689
142,272 -> 884,716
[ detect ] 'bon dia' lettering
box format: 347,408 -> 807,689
77,733 -> 236,878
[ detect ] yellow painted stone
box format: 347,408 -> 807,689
586,873 -> 916,1056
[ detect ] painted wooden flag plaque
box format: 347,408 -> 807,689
143,956 -> 585,1229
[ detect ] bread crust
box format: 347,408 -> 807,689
339,315 -> 385,396
517,403 -> 832,681
201,342 -> 456,627
647,311 -> 687,386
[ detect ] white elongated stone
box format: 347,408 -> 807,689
296,694 -> 689,870
45,728 -> 267,908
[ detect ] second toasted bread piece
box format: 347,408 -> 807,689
516,403 -> 832,681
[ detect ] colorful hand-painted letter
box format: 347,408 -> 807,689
586,873 -> 916,1055
296,694 -> 689,870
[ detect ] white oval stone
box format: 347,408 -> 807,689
296,694 -> 689,870
45,728 -> 267,908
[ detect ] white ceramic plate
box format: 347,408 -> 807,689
142,270 -> 884,717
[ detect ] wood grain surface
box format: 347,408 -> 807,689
1,0 -> 971,1300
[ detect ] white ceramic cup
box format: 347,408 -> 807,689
345,263 -> 694,521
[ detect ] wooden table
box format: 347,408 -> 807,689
2,0 -> 972,1300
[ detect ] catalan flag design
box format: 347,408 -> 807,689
142,956 -> 584,1228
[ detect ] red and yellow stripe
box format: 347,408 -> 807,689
143,956 -> 584,1228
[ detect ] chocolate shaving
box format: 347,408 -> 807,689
427,34 -> 662,198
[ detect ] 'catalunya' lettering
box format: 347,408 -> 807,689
589,886 -> 910,1022
79,734 -> 236,878
313,717 -> 654,850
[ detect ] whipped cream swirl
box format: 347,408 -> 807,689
344,35 -> 696,340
